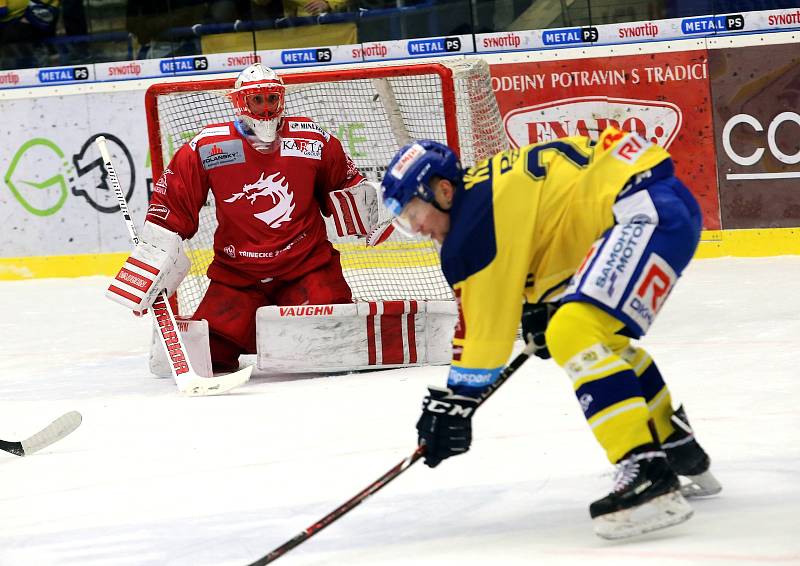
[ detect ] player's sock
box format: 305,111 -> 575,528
620,347 -> 676,441
662,405 -> 722,497
590,443 -> 693,540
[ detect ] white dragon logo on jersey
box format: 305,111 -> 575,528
223,172 -> 296,228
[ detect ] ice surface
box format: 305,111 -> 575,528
1,257 -> 799,565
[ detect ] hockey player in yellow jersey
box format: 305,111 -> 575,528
381,128 -> 721,540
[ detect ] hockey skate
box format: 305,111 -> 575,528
663,405 -> 722,498
590,445 -> 693,540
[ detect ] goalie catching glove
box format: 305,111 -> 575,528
325,181 -> 379,238
416,386 -> 478,468
106,222 -> 190,315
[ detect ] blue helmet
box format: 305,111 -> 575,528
381,140 -> 463,216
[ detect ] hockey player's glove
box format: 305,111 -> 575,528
325,181 -> 379,239
521,301 -> 559,360
416,386 -> 478,468
105,222 -> 190,316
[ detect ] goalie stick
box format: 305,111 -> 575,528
0,411 -> 82,457
247,341 -> 536,565
95,136 -> 251,396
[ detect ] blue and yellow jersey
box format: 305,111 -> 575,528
0,0 -> 59,22
442,127 -> 674,393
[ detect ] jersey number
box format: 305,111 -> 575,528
525,141 -> 590,179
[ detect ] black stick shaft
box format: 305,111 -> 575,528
0,440 -> 24,456
249,344 -> 535,565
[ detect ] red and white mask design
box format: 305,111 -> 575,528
228,63 -> 286,143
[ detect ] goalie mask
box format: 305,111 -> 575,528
381,140 -> 463,237
228,63 -> 285,143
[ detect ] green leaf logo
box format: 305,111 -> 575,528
4,138 -> 70,217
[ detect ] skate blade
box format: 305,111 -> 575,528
680,470 -> 722,498
593,490 -> 694,540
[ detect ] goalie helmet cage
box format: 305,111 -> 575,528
145,59 -> 506,316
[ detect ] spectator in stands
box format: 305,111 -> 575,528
207,0 -> 262,22
0,0 -> 60,69
0,0 -> 60,43
127,0 -> 206,58
60,0 -> 85,36
253,0 -> 351,18
127,0 -> 259,58
208,0 -> 238,21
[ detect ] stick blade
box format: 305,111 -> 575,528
20,411 -> 83,456
178,365 -> 253,396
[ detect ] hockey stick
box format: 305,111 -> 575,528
95,136 -> 251,396
0,411 -> 82,457
248,341 -> 536,565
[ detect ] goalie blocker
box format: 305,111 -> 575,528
151,301 -> 456,375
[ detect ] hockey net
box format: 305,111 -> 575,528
145,59 -> 506,316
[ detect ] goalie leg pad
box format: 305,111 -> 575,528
256,300 -> 457,373
150,318 -> 212,378
191,251 -> 352,372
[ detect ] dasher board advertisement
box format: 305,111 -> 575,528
0,91 -> 151,257
710,42 -> 800,229
490,51 -> 720,229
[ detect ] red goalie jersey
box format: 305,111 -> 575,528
147,117 -> 364,286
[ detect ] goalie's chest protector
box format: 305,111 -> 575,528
193,121 -> 334,270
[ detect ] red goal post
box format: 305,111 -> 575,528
144,59 -> 506,317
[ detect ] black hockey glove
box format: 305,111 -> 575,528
521,301 -> 559,360
416,386 -> 479,468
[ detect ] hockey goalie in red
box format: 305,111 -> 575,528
107,63 -> 376,372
